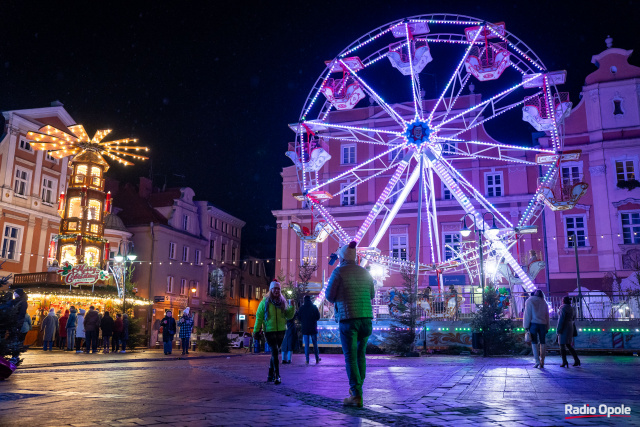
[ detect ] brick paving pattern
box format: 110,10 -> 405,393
1,350 -> 639,426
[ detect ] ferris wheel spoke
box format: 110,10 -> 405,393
303,120 -> 404,145
485,26 -> 546,73
354,160 -> 411,243
435,74 -> 538,131
426,149 -> 536,292
422,165 -> 441,263
307,144 -> 404,193
401,23 -> 425,121
339,59 -> 407,127
427,27 -> 481,126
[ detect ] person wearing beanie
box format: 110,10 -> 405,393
160,310 -> 177,355
326,241 -> 375,408
178,307 -> 195,355
41,308 -> 58,351
297,295 -> 321,364
253,281 -> 295,385
75,309 -> 86,353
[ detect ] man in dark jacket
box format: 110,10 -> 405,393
66,307 -> 77,351
83,306 -> 100,353
297,295 -> 321,364
100,311 -> 115,353
326,241 -> 375,408
10,289 -> 28,361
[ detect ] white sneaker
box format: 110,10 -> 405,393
75,350 -> 82,353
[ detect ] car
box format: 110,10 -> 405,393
227,332 -> 251,349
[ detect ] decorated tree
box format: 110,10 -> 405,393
197,269 -> 230,352
382,267 -> 425,355
471,284 -> 517,355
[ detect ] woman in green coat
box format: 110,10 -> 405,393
253,281 -> 295,385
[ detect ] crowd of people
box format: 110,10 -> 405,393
39,305 -> 131,354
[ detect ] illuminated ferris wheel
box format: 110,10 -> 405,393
287,14 -> 585,293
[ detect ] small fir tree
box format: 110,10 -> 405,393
471,284 -> 516,355
197,269 -> 230,352
382,267 -> 425,355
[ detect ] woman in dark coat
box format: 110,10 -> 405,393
100,311 -> 115,353
557,296 -> 580,367
281,314 -> 298,364
160,310 -> 177,355
297,295 -> 321,364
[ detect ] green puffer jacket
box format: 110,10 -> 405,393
254,298 -> 295,333
326,260 -> 375,322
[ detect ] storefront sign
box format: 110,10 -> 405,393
239,314 -> 246,320
164,295 -> 188,306
58,263 -> 106,287
154,296 -> 165,303
428,274 -> 467,287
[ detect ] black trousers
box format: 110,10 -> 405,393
265,331 -> 285,378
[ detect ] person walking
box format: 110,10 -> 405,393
41,308 -> 58,351
66,307 -> 78,351
557,296 -> 581,367
113,314 -> 123,353
297,295 -> 321,364
326,241 -> 375,408
160,310 -> 177,355
75,309 -> 86,353
178,307 -> 194,355
58,309 -> 69,350
83,306 -> 100,353
10,289 -> 29,363
100,311 -> 115,353
121,313 -> 130,353
281,314 -> 297,364
253,281 -> 295,385
523,289 -> 550,368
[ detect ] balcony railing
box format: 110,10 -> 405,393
13,271 -> 64,286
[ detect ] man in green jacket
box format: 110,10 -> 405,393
326,241 -> 375,408
253,281 -> 295,385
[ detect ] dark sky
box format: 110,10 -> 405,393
1,1 -> 638,258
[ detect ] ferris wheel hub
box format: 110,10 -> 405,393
404,120 -> 433,147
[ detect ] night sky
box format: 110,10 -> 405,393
1,1 -> 638,259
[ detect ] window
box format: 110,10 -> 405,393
14,168 -> 29,197
441,142 -> 456,156
248,285 -> 252,300
182,214 -> 189,231
180,279 -> 187,295
621,212 -> 640,244
224,223 -> 228,233
340,183 -> 356,206
616,160 -> 635,182
221,243 -> 226,262
182,246 -> 189,262
45,152 -> 58,163
562,163 -> 582,186
301,241 -> 317,264
255,286 -> 261,300
18,138 -> 33,152
388,146 -> 407,162
195,250 -> 201,265
388,179 -> 405,204
341,144 -> 356,165
209,217 -> 214,228
485,172 -> 503,197
249,261 -> 255,275
240,284 -> 246,298
209,240 -> 215,259
87,199 -> 101,221
390,234 -> 408,260
231,246 -> 237,263
215,219 -> 219,230
230,278 -> 235,298
565,216 -> 587,247
42,177 -> 55,204
443,232 -> 461,261
193,281 -> 199,297
167,276 -> 174,293
169,242 -> 176,259
1,225 -> 20,260
90,167 -> 101,187
613,99 -> 624,116
443,185 -> 452,200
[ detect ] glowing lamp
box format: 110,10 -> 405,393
126,253 -> 137,261
486,218 -> 499,238
460,223 -> 471,237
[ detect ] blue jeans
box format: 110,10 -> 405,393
164,340 -> 173,354
66,329 -> 76,350
339,318 -> 372,397
181,337 -> 189,353
529,322 -> 548,344
282,350 -> 292,361
43,340 -> 53,351
303,334 -> 319,362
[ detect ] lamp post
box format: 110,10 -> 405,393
461,212 -> 498,357
112,240 -> 136,313
569,234 -> 584,320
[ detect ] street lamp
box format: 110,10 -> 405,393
110,240 -> 136,313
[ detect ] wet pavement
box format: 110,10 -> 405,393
1,350 -> 639,426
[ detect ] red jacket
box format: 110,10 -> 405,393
59,314 -> 69,337
114,317 -> 123,333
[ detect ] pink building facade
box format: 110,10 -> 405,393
273,42 -> 640,297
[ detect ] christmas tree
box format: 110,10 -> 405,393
471,284 -> 516,355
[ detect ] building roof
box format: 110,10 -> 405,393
113,182 -> 168,227
104,213 -> 128,232
149,188 -> 182,207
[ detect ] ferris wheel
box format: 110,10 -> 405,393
287,14 -> 583,293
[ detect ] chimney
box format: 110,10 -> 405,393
139,176 -> 152,199
51,100 -> 64,107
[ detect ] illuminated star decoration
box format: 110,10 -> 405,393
26,124 -> 149,166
